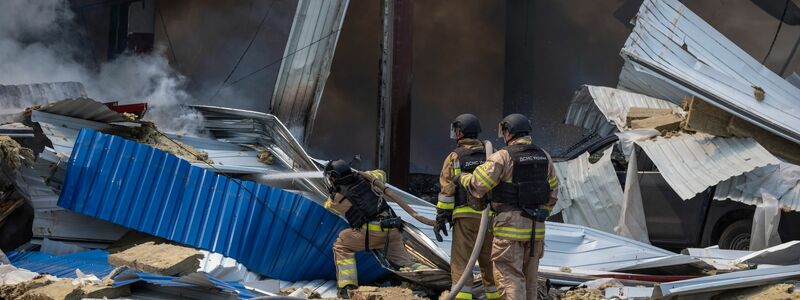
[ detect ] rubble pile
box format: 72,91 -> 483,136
349,286 -> 426,300
0,274 -> 130,300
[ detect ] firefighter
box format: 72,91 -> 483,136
435,114 -> 499,300
323,160 -> 429,299
456,114 -> 559,300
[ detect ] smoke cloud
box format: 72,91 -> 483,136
0,0 -> 205,135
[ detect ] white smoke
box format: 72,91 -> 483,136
0,0 -> 205,135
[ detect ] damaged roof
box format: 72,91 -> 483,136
57,128 -> 387,282
635,133 -> 780,200
565,85 -> 681,136
619,0 -> 800,144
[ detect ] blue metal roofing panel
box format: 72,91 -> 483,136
8,250 -> 256,298
57,129 -> 387,282
8,250 -> 116,278
112,271 -> 256,298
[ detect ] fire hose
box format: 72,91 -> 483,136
444,140 -> 493,300
358,171 -> 437,227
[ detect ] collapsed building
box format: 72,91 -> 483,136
0,0 -> 799,299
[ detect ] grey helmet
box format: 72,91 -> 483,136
497,113 -> 531,138
450,114 -> 482,140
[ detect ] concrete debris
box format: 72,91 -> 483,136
350,286 -> 426,300
107,241 -> 203,276
0,135 -> 34,170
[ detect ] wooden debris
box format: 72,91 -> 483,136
681,96 -> 800,164
626,107 -> 673,127
631,114 -> 683,133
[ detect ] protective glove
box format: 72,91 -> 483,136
434,208 -> 452,242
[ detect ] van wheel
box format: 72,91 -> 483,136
718,220 -> 751,250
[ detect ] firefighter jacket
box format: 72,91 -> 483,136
437,138 -> 487,219
458,136 -> 559,241
324,170 -> 390,228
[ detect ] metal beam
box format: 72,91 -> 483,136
377,0 -> 394,172
389,0 -> 412,188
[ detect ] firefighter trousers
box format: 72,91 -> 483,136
491,221 -> 545,300
332,225 -> 418,288
451,217 -> 499,299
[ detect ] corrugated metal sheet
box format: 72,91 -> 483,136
654,264 -> 800,298
552,147 -> 624,235
245,279 -> 339,298
38,98 -> 129,123
714,162 -> 800,211
786,73 -> 800,89
0,82 -> 86,111
32,210 -> 129,243
113,271 -> 257,298
32,110 -> 111,156
635,133 -> 780,200
8,250 -> 117,278
565,85 -> 681,136
619,0 -> 800,144
57,128 -> 387,282
190,105 -> 328,201
270,0 -> 349,142
541,222 -> 707,272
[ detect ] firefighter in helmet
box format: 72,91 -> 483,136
456,114 -> 559,300
435,114 -> 499,299
323,160 -> 429,299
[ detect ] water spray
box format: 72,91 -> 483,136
257,171 -> 325,181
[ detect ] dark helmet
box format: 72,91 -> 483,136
450,114 -> 482,139
324,159 -> 354,185
498,113 -> 531,138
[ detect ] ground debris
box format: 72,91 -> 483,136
108,241 -> 203,276
0,275 -> 130,300
712,283 -> 800,300
279,287 -> 321,299
0,135 -> 34,170
349,286 -> 427,300
560,287 -> 604,300
0,275 -> 53,299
